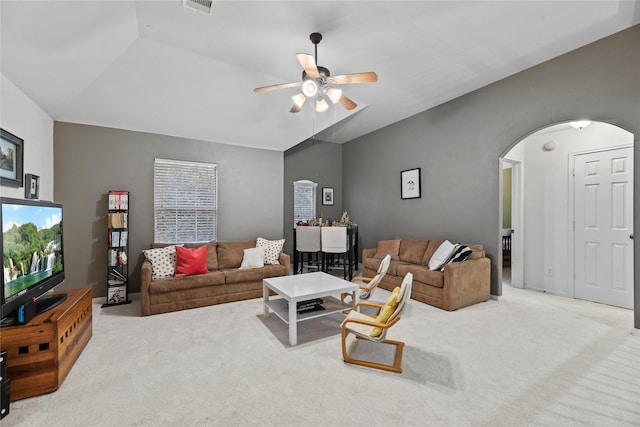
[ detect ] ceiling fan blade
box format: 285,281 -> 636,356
328,72 -> 378,85
296,53 -> 320,78
339,95 -> 357,110
254,81 -> 301,93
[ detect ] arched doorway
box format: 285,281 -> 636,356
500,121 -> 634,309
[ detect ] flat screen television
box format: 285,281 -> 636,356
1,197 -> 66,326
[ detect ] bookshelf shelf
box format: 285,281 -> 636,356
102,190 -> 131,307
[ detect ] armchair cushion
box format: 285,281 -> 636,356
371,286 -> 400,337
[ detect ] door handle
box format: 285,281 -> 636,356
631,234 -> 635,240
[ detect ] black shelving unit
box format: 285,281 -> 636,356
102,190 -> 131,307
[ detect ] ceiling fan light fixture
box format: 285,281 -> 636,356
316,98 -> 329,112
569,120 -> 591,129
327,88 -> 342,104
302,80 -> 318,97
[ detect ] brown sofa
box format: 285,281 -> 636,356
362,238 -> 490,311
140,240 -> 289,316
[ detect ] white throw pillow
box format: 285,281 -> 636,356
142,245 -> 179,279
256,237 -> 285,265
240,247 -> 265,269
428,240 -> 458,271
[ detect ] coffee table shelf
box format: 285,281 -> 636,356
262,272 -> 359,346
265,296 -> 351,323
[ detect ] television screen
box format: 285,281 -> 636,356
1,197 -> 65,321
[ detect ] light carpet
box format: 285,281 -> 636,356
4,285 -> 639,427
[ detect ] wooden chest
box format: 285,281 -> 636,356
0,288 -> 92,401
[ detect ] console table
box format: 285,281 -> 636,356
0,288 -> 92,401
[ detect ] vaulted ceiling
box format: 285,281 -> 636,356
2,1 -> 639,151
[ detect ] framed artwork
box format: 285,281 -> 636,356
322,187 -> 334,205
0,128 -> 24,188
401,168 -> 421,199
25,174 -> 40,199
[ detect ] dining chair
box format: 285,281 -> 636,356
320,226 -> 349,279
295,226 -> 321,274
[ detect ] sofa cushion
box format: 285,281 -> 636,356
217,240 -> 256,269
374,239 -> 401,260
143,245 -> 179,279
205,241 -> 218,270
240,247 -> 265,269
398,238 -> 429,264
175,245 -> 209,277
428,240 -> 458,270
222,264 -> 287,284
396,265 -> 444,288
256,237 -> 285,265
149,271 -> 225,293
421,239 -> 443,266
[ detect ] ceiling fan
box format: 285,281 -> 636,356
254,32 -> 378,113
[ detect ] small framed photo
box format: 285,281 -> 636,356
401,168 -> 421,199
0,128 -> 24,188
322,187 -> 334,205
25,173 -> 40,199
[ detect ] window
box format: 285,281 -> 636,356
154,158 -> 217,243
293,180 -> 317,227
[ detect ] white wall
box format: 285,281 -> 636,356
520,122 -> 633,296
0,74 -> 54,200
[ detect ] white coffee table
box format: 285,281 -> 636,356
263,272 -> 359,346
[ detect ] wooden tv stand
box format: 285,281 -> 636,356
0,288 -> 92,401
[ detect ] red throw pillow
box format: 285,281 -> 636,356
174,245 -> 209,277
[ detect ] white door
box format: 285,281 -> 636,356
574,146 -> 634,309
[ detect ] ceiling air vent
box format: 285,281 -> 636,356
182,0 -> 213,15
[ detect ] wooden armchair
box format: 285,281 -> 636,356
351,254 -> 391,299
341,272 -> 413,373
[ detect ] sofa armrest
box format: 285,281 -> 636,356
279,252 -> 291,274
140,259 -> 153,316
362,248 -> 376,260
442,257 -> 490,311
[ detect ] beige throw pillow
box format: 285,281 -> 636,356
256,237 -> 285,265
142,245 -> 179,279
240,247 -> 265,269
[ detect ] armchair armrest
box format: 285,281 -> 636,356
351,275 -> 373,284
442,257 -> 490,311
341,310 -> 402,337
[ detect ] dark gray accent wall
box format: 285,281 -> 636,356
54,123 -> 283,298
283,139 -> 342,256
341,25 -> 639,326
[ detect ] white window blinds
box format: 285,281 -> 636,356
154,158 -> 217,243
293,180 -> 317,227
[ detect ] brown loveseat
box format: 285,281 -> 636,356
140,240 -> 289,316
362,238 -> 490,311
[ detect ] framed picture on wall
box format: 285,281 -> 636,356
0,128 -> 24,188
322,187 -> 334,205
401,168 -> 421,199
